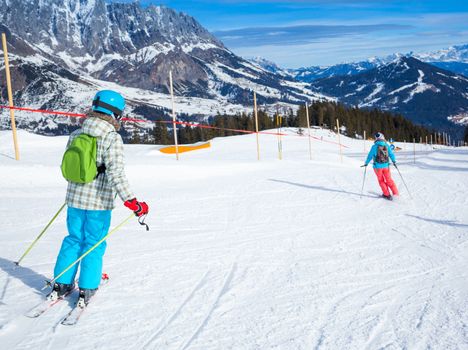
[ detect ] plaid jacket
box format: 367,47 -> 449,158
65,113 -> 135,210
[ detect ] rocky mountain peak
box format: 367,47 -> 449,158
0,0 -> 223,61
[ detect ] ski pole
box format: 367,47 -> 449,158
43,213 -> 135,290
15,203 -> 66,266
393,163 -> 413,199
360,165 -> 367,199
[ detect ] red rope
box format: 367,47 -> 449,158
0,105 -> 348,148
0,105 -> 87,118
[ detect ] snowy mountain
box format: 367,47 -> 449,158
292,44 -> 468,82
247,57 -> 292,77
292,60 -> 383,83
0,0 -> 325,137
310,57 -> 468,131
415,44 -> 468,63
414,44 -> 468,78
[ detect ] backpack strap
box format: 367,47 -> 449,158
95,131 -> 119,178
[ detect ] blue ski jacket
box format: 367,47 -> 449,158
365,140 -> 396,169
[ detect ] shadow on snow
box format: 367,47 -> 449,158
269,179 -> 376,199
0,257 -> 48,297
406,214 -> 468,228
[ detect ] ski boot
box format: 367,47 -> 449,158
47,282 -> 74,302
77,288 -> 97,308
382,194 -> 393,201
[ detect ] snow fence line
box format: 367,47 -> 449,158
0,104 -> 349,148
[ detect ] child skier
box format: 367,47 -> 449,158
363,132 -> 399,200
50,90 -> 149,306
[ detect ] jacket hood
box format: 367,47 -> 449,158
82,111 -> 120,137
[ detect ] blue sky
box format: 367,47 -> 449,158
110,1 -> 468,68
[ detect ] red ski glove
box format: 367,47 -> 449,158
124,198 -> 149,217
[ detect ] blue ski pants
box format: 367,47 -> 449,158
54,207 -> 112,289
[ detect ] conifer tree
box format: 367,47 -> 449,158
153,121 -> 170,145
463,125 -> 468,144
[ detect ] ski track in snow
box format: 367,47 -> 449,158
0,130 -> 467,349
140,269 -> 211,349
179,264 -> 236,350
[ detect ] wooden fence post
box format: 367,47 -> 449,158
275,106 -> 283,160
336,119 -> 343,163
305,102 -> 312,160
363,130 -> 366,153
2,32 -> 20,160
254,92 -> 260,161
169,70 -> 179,161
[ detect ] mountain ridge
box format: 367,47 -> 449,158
287,44 -> 468,82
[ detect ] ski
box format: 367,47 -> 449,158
25,288 -> 75,318
60,298 -> 86,326
60,273 -> 109,326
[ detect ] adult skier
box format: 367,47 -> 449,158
51,90 -> 149,305
363,132 -> 399,200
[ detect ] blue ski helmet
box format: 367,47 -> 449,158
92,90 -> 125,118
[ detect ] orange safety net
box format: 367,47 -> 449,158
159,142 -> 211,154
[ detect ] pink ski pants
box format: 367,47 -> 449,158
374,167 -> 399,196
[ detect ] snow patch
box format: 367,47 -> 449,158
403,70 -> 441,103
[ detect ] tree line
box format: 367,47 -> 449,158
127,101 -> 435,145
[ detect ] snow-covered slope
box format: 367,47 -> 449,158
0,129 -> 466,349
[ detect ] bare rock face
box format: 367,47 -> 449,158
0,24 -> 35,56
99,49 -> 210,96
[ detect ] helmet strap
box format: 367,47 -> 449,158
92,96 -> 123,118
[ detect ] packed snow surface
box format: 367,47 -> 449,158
0,129 -> 467,349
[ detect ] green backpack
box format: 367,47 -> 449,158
61,134 -> 98,183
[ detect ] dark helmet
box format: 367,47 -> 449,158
92,90 -> 125,118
